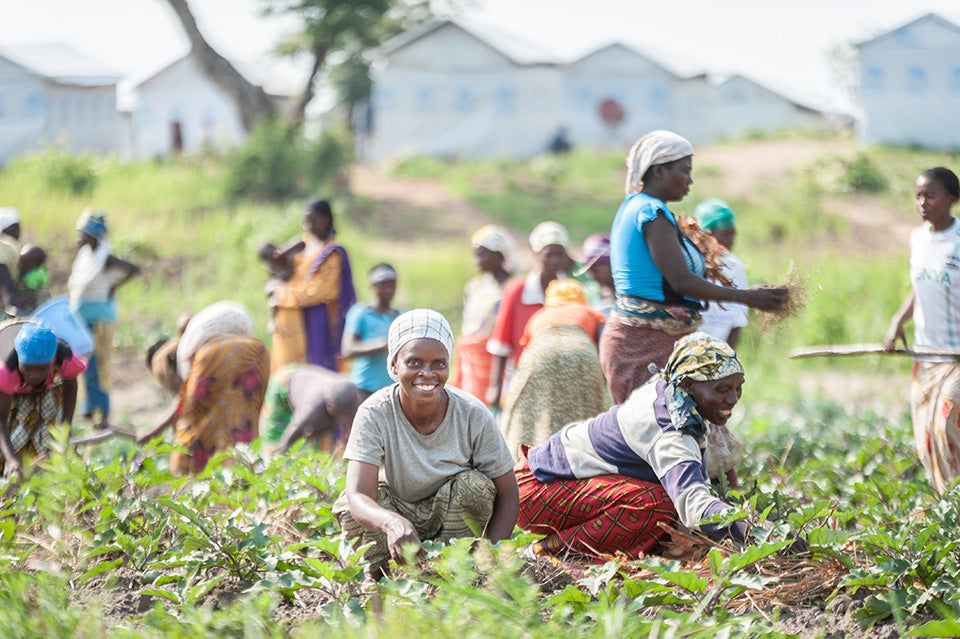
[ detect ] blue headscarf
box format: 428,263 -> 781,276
77,209 -> 108,240
15,322 -> 58,365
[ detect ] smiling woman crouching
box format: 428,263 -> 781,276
516,332 -> 749,560
334,309 -> 519,573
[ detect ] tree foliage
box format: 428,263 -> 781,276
261,0 -> 435,126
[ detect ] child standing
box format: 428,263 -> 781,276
340,263 -> 401,401
14,243 -> 50,316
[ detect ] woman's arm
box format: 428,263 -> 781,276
484,471 -> 519,543
485,355 -> 507,408
276,249 -> 343,308
340,331 -> 388,359
60,377 -> 79,424
645,215 -> 787,311
0,393 -> 20,476
137,399 -> 179,444
884,290 -> 915,350
105,255 -> 141,298
345,460 -> 421,562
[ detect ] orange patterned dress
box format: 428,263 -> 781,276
171,334 -> 270,475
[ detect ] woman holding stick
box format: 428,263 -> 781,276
885,166 -> 960,496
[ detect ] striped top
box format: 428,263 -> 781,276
528,378 -> 745,541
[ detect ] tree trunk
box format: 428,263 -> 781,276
287,43 -> 329,127
165,0 -> 275,131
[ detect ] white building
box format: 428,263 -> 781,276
361,20 -> 831,161
856,13 -> 960,150
127,52 -> 299,159
0,44 -> 121,165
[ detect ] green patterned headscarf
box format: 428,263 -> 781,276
654,332 -> 744,431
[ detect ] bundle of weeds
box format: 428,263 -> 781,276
677,213 -> 733,287
758,260 -> 809,331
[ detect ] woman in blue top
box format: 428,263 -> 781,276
600,130 -> 787,404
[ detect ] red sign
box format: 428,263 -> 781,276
599,99 -> 625,125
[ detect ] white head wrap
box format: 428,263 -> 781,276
0,207 -> 20,234
624,130 -> 694,194
528,221 -> 570,254
471,224 -> 517,273
386,309 -> 455,381
176,301 -> 254,379
368,263 -> 397,285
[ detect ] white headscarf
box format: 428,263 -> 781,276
176,301 -> 254,379
386,309 -> 454,381
471,224 -> 517,273
624,130 -> 694,194
0,207 -> 19,235
528,221 -> 570,254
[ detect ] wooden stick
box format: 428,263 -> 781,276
69,426 -> 139,447
789,343 -> 960,359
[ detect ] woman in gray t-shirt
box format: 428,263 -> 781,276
335,309 -> 518,571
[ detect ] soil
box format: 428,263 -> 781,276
97,138 -> 913,633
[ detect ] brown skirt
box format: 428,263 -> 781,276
599,314 -> 694,404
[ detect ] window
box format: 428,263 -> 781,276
864,66 -> 884,91
495,86 -> 516,114
455,87 -> 474,112
24,94 -> 42,117
952,68 -> 960,93
415,87 -> 434,112
647,87 -> 667,110
907,66 -> 927,93
576,87 -> 592,111
375,87 -> 395,111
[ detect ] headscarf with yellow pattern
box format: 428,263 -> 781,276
651,331 -> 744,433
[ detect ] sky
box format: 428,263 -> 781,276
1,0 -> 959,113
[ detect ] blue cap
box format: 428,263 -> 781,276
15,322 -> 58,365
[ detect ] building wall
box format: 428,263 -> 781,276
859,17 -> 960,149
366,29 -> 830,161
564,45 -> 678,151
131,55 -> 246,158
43,83 -> 119,153
369,25 -> 567,159
0,58 -> 119,164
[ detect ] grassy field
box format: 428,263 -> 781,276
1,135 -> 960,636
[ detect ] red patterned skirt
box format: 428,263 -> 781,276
515,450 -> 677,560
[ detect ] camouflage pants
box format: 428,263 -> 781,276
333,469 -> 496,565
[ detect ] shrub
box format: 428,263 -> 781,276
840,152 -> 888,193
39,150 -> 97,195
224,118 -> 302,202
225,120 -> 353,203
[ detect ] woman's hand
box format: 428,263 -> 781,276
3,456 -> 21,478
743,286 -> 788,311
884,320 -> 908,351
383,513 -> 422,563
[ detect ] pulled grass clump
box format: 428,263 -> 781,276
758,261 -> 809,331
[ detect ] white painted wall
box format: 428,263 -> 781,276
131,54 -> 246,158
859,16 -> 960,149
0,57 -> 119,164
365,24 -> 831,161
369,23 -> 567,159
565,44 -> 678,151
